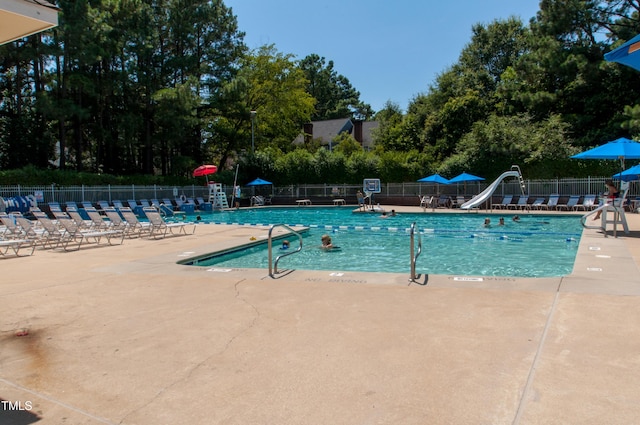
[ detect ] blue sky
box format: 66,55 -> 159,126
224,0 -> 541,112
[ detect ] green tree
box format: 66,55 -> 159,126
299,54 -> 373,120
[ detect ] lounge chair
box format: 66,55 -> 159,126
0,211 -> 25,238
113,200 -> 126,211
541,194 -> 560,210
196,197 -> 213,211
56,217 -> 124,251
12,214 -> 48,247
84,206 -> 112,230
32,210 -> 71,249
251,196 -> 265,207
98,200 -> 111,211
437,195 -> 452,208
119,207 -> 152,237
509,195 -> 529,210
64,206 -> 94,229
574,194 -> 596,211
0,237 -> 36,257
557,195 -> 580,211
451,195 -> 466,208
103,206 -> 138,237
162,199 -> 175,210
419,196 -> 432,209
127,199 -> 145,216
530,197 -> 545,210
495,195 -> 513,209
143,206 -> 194,239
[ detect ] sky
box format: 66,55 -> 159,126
224,0 -> 541,112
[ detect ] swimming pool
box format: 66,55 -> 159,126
183,207 -> 583,277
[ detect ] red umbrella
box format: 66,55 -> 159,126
193,164 -> 217,178
193,165 -> 218,185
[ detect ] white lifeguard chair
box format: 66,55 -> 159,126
208,183 -> 228,209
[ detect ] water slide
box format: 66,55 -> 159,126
460,169 -> 522,210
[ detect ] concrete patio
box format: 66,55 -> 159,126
1,208 -> 640,424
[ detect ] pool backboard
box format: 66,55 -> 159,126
363,178 -> 381,193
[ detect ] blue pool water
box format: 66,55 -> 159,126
184,207 -> 583,277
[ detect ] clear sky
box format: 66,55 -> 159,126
224,0 -> 541,112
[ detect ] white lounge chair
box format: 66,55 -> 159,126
143,207 -> 195,239
56,217 -> 124,251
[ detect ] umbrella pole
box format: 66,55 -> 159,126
230,164 -> 239,208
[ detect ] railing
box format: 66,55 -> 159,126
409,222 -> 422,282
268,224 -> 303,277
0,176 -> 634,207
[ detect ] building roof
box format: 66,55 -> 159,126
0,0 -> 59,45
293,118 -> 379,149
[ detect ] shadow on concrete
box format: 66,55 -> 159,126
0,398 -> 41,424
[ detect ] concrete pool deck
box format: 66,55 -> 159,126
1,207 -> 640,424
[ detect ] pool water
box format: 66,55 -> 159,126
185,207 -> 582,277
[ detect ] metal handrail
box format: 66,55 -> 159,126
409,222 -> 422,282
268,224 -> 303,277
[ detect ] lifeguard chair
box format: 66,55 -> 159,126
208,183 -> 228,209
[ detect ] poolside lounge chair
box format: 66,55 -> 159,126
0,237 -> 36,257
12,214 -> 48,247
495,195 -> 513,209
541,194 -> 560,210
557,195 -> 580,211
56,217 -> 124,251
451,196 -> 466,208
419,196 -> 432,209
127,200 -> 145,216
162,199 -> 175,210
143,206 -> 194,239
509,195 -> 529,210
119,207 -> 152,237
195,197 -> 212,211
251,195 -> 265,207
530,197 -> 545,210
84,206 -> 112,230
0,211 -> 26,238
63,206 -> 94,229
32,210 -> 71,249
98,200 -> 111,211
103,206 -> 138,237
574,194 -> 596,211
437,195 -> 452,208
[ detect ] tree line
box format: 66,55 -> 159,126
2,0 -> 640,186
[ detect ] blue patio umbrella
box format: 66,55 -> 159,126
246,178 -> 272,186
417,174 -> 450,184
605,33 -> 640,72
449,172 -> 485,195
448,172 -> 484,183
418,174 -> 450,198
613,164 -> 640,182
571,137 -> 640,169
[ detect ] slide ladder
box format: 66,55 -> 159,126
460,165 -> 525,210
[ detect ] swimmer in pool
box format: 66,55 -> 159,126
321,234 -> 334,250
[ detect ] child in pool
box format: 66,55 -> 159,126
321,234 -> 334,250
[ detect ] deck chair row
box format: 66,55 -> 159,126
494,194 -> 598,211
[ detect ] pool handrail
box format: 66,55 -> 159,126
268,224 -> 303,277
410,222 -> 422,282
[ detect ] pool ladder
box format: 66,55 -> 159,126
268,224 -> 303,277
409,222 -> 422,282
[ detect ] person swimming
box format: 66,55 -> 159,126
281,240 -> 290,250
